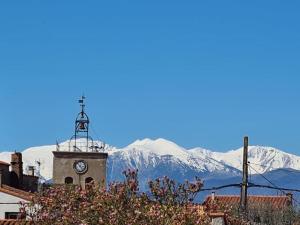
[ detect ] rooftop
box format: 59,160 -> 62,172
204,195 -> 291,209
0,185 -> 33,201
0,161 -> 10,166
0,220 -> 32,225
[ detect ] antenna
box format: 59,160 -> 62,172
56,140 -> 60,151
35,159 -> 42,192
36,160 -> 41,167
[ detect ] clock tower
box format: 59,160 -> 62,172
52,96 -> 108,189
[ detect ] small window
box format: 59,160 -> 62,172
5,212 -> 19,219
65,177 -> 73,184
85,177 -> 93,184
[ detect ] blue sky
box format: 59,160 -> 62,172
1,1 -> 300,153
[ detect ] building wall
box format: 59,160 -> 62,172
0,165 -> 10,185
1,154 -> 38,191
53,151 -> 108,188
23,175 -> 39,192
211,218 -> 225,225
0,192 -> 28,219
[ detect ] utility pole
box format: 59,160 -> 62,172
240,136 -> 248,213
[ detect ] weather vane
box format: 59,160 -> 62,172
78,95 -> 86,116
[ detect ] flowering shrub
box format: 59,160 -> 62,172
22,170 -> 210,225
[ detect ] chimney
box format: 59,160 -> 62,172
286,193 -> 293,206
0,169 -> 3,187
211,191 -> 215,202
11,152 -> 23,187
28,166 -> 35,176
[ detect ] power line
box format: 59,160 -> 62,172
249,183 -> 300,193
200,182 -> 300,195
250,184 -> 300,207
197,163 -> 300,207
248,164 -> 282,192
248,164 -> 300,206
199,183 -> 241,192
198,181 -> 300,206
248,162 -> 300,205
199,182 -> 300,207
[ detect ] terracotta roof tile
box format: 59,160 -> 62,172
204,195 -> 291,208
208,212 -> 226,218
0,185 -> 33,201
0,220 -> 33,225
0,161 -> 10,166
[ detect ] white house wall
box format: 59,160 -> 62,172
0,192 -> 28,219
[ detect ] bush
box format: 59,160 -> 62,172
22,170 -> 210,225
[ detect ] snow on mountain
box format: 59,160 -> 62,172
107,138 -> 240,188
210,146 -> 300,174
0,138 -> 299,184
120,138 -> 194,168
113,138 -> 241,173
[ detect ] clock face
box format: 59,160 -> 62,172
73,160 -> 88,174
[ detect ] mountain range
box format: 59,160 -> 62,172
1,138 -> 300,201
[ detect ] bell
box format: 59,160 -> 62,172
79,122 -> 85,130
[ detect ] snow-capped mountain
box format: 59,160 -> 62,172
110,138 -> 234,172
107,138 -> 240,188
190,146 -> 300,174
0,138 -> 300,186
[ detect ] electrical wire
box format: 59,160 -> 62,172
248,164 -> 281,191
197,163 -> 300,206
248,164 -> 300,206
199,183 -> 241,192
248,184 -> 300,193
